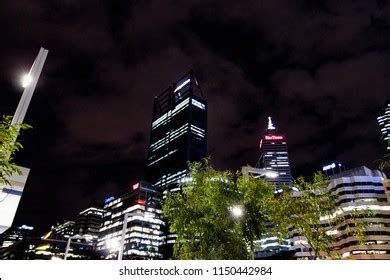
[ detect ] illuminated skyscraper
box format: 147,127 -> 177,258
74,207 -> 105,246
97,182 -> 165,259
258,117 -> 293,189
377,99 -> 390,152
146,71 -> 207,192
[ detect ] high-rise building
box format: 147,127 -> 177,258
146,70 -> 207,192
74,207 -> 105,246
251,118 -> 294,259
257,117 -> 293,189
291,166 -> 390,259
97,181 -> 165,259
377,99 -> 390,152
51,221 -> 75,240
0,224 -> 34,249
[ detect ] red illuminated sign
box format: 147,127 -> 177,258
136,199 -> 145,205
132,183 -> 140,190
265,135 -> 284,140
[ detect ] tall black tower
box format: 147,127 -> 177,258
146,71 -> 207,192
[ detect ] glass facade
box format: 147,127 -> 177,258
97,182 -> 165,259
146,71 -> 207,192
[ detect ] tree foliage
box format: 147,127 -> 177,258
163,160 -> 275,259
163,161 -> 370,260
0,115 -> 31,187
269,172 -> 369,259
377,154 -> 390,172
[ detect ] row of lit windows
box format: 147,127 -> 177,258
147,149 -> 178,167
151,98 -> 190,129
149,123 -> 188,152
154,169 -> 187,187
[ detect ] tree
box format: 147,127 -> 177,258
268,172 -> 369,259
377,154 -> 390,172
162,160 -> 276,260
163,161 -> 369,260
0,115 -> 31,188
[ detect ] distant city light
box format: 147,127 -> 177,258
18,224 -> 34,230
132,183 -> 140,190
21,74 -> 32,88
322,163 -> 336,171
135,199 -> 145,205
104,196 -> 115,204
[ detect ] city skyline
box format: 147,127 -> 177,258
0,1 -> 389,233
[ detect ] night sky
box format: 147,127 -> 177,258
1,0 -> 389,233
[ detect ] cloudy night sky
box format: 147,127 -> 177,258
1,0 -> 389,233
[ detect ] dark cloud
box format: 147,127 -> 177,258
0,0 -> 389,233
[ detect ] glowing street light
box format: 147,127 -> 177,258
230,205 -> 244,218
21,74 -> 32,88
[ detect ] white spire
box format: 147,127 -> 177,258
268,116 -> 276,130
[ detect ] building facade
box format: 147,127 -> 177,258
253,118 -> 294,259
0,167 -> 30,234
146,70 -> 207,192
291,166 -> 390,259
51,220 -> 75,240
74,207 -> 105,246
258,117 -> 293,190
0,224 -> 34,249
377,99 -> 390,152
97,181 -> 165,259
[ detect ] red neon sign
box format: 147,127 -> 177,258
265,135 -> 284,140
132,183 -> 140,190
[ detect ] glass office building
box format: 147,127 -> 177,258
97,181 -> 165,259
146,71 -> 207,192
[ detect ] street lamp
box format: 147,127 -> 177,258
21,74 -> 33,88
64,234 -> 93,260
230,205 -> 244,218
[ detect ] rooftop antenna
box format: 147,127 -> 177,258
268,116 -> 276,130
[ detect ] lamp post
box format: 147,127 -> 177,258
12,47 -> 48,127
64,234 -> 93,260
118,212 -> 146,260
